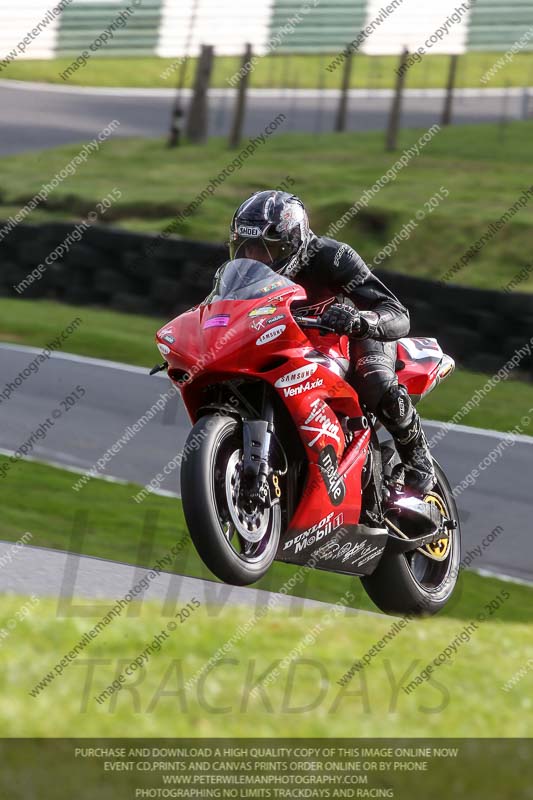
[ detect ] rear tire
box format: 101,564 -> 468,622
180,415 -> 281,586
361,460 -> 461,616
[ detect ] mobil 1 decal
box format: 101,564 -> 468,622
283,511 -> 345,555
318,444 -> 345,506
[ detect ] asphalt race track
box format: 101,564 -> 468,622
0,539 -> 369,614
0,81 -> 528,156
0,344 -> 531,585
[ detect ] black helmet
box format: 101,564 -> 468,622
229,191 -> 310,277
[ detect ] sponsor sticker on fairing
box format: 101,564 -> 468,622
260,280 -> 284,293
301,398 -> 341,446
283,512 -> 344,554
336,540 -> 385,568
160,328 -> 175,344
249,306 -> 277,317
314,540 -> 341,561
203,314 -> 230,329
345,541 -> 385,568
250,314 -> 285,332
318,445 -> 346,506
274,363 -> 318,388
283,378 -> 323,398
256,325 -> 286,346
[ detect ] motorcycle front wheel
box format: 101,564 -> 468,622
180,415 -> 281,585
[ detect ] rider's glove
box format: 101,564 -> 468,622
321,303 -> 362,335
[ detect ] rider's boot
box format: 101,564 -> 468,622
394,416 -> 436,494
377,385 -> 436,494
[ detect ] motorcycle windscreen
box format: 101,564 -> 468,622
205,259 -> 296,302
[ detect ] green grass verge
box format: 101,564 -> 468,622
2,123 -> 533,291
0,460 -> 531,736
0,297 -> 160,366
1,460 -> 531,627
3,594 -> 532,737
2,297 -> 533,435
2,52 -> 533,89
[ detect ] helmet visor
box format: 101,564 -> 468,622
229,235 -> 296,272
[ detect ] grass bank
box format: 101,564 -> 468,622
1,123 -> 532,291
0,460 -> 531,736
2,52 -> 532,90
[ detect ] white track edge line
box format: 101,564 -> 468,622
472,567 -> 533,587
2,343 -> 532,444
0,446 -> 180,498
1,447 -> 528,586
0,78 -> 528,100
0,342 -> 161,377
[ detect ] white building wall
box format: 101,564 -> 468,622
157,0 -> 273,58
362,0 -> 471,55
0,0 -> 523,62
0,1 -> 60,61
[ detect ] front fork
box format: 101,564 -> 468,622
242,418 -> 274,506
240,392 -> 283,509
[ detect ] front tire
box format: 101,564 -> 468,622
362,459 -> 461,616
180,415 -> 281,585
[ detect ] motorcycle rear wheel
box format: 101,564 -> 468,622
180,415 -> 281,585
361,459 -> 461,616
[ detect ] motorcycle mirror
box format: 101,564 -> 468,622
149,362 -> 168,376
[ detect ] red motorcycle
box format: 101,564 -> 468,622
153,259 -> 461,615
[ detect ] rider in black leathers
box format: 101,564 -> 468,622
227,190 -> 435,493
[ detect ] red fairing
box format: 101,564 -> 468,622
396,336 -> 445,397
156,283 -> 448,536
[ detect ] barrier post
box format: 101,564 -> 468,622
229,43 -> 253,149
441,54 -> 459,126
186,44 -> 214,144
335,47 -> 353,132
167,0 -> 199,148
386,48 -> 409,152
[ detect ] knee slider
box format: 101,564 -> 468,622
378,384 -> 413,426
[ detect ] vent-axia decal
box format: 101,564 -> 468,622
318,445 -> 345,506
203,314 -> 230,329
256,325 -> 286,346
274,363 -> 318,388
282,377 -> 323,398
301,398 -> 340,446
